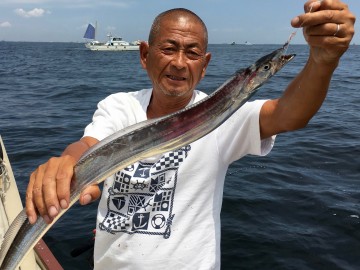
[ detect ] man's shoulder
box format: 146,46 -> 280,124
105,89 -> 152,102
99,89 -> 152,109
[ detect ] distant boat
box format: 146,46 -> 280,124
230,41 -> 236,45
83,23 -> 140,51
244,41 -> 252,45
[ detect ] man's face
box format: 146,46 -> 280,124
140,16 -> 211,99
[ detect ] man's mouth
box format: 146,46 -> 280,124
167,75 -> 186,81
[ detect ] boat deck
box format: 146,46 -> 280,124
0,136 -> 63,270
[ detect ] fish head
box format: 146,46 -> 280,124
254,47 -> 295,76
244,47 -> 295,91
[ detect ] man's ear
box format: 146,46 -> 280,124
201,52 -> 212,78
140,41 -> 149,69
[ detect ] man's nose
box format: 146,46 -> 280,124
172,50 -> 187,69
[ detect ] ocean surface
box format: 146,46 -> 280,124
0,42 -> 359,270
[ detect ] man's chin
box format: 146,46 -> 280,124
160,88 -> 190,97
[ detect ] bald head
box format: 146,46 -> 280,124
148,8 -> 208,49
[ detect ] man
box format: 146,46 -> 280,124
26,1 -> 355,269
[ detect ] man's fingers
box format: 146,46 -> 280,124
26,171 -> 38,224
43,157 -> 63,220
79,184 -> 101,205
56,155 -> 76,210
305,0 -> 323,13
32,164 -> 53,223
304,0 -> 348,13
25,153 -> 84,225
293,9 -> 342,28
25,155 -> 79,224
292,0 -> 352,28
304,22 -> 344,38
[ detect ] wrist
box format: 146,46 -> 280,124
307,54 -> 339,76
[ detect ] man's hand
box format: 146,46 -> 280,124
291,0 -> 355,65
26,155 -> 76,224
26,137 -> 101,224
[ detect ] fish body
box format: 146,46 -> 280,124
0,47 -> 294,269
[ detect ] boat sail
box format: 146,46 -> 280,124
83,23 -> 96,40
83,22 -> 140,51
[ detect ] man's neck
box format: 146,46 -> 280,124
147,90 -> 193,119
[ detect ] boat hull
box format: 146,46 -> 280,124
85,43 -> 139,51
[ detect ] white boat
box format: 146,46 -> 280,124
83,23 -> 140,51
0,136 -> 63,270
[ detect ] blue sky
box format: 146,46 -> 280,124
0,0 -> 359,44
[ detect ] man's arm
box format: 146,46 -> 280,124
260,0 -> 355,139
26,136 -> 99,224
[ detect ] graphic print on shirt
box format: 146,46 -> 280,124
99,145 -> 191,239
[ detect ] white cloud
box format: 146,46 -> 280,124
14,8 -> 50,18
0,21 -> 12,28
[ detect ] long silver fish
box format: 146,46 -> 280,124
0,46 -> 294,269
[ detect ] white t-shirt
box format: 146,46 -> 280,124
83,88 -> 275,270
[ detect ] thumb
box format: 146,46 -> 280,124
79,184 -> 101,205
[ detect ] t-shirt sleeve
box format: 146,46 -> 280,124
216,99 -> 276,164
83,90 -> 150,142
83,97 -> 120,141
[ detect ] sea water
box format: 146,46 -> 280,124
0,42 -> 359,269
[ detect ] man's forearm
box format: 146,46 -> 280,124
276,57 -> 339,131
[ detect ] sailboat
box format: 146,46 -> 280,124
83,22 -> 140,51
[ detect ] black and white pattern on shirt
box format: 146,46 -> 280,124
99,145 -> 191,239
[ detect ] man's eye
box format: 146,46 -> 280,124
188,51 -> 199,56
162,48 -> 175,54
186,51 -> 202,60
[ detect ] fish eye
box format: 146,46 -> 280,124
263,64 -> 271,71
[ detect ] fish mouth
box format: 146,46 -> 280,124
254,49 -> 295,68
280,54 -> 296,62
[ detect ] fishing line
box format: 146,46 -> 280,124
283,0 -> 323,53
